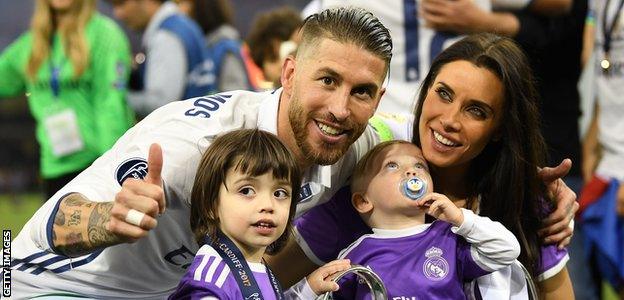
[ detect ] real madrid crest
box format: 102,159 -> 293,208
423,246 -> 449,281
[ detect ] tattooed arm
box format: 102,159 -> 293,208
52,144 -> 165,257
53,194 -> 117,257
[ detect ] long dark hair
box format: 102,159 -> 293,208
413,33 -> 547,278
190,129 -> 301,254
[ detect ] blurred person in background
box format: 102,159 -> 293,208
580,0 -> 624,298
109,0 -> 212,118
176,0 -> 252,92
0,0 -> 134,200
246,6 -> 302,89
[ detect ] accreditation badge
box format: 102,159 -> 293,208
43,108 -> 84,157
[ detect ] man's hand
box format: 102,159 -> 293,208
306,259 -> 351,295
108,143 -> 165,242
420,0 -> 488,33
538,159 -> 578,249
53,144 -> 166,257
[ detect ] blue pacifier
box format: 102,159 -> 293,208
401,177 -> 427,200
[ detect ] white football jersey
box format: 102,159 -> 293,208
9,89 -> 411,298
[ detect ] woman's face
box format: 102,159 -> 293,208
418,60 -> 504,174
48,0 -> 75,12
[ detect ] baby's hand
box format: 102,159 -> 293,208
307,259 -> 351,295
417,193 -> 464,226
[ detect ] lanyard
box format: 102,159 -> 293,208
601,0 -> 624,70
208,232 -> 284,300
49,62 -> 61,98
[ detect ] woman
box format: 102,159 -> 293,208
274,33 -> 575,299
0,0 -> 134,199
412,33 -> 573,298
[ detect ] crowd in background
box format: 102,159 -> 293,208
0,0 -> 622,299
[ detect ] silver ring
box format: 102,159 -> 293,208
125,209 -> 145,227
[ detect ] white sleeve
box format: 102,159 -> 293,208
452,209 -> 521,272
284,277 -> 318,299
128,30 -> 187,115
27,102 -> 213,254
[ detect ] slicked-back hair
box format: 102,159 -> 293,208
351,140 -> 414,194
190,129 -> 301,255
412,33 -> 547,279
298,7 -> 392,72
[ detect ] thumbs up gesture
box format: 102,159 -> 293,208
108,143 -> 166,242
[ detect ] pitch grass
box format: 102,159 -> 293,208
0,193 -> 43,237
0,193 -> 620,300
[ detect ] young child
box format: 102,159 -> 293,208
169,129 -> 350,299
333,140 -> 521,299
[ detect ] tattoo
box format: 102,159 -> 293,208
88,202 -> 117,247
54,210 -> 65,226
57,233 -> 91,257
64,196 -> 85,207
68,210 -> 81,226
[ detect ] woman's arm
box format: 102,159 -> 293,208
0,35 -> 28,98
539,267 -> 575,299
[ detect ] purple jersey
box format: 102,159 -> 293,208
169,245 -> 278,300
294,186 -> 568,277
334,221 -> 492,300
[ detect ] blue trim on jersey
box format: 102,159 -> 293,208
17,255 -> 70,272
12,251 -> 49,266
46,193 -> 72,254
403,0 -> 419,82
13,250 -> 103,275
430,32 -> 457,64
49,250 -> 103,274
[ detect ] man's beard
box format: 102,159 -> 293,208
288,95 -> 367,166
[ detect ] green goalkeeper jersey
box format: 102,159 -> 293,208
0,13 -> 134,178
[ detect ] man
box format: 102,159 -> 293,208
9,7 -> 393,298
109,0 -> 212,118
9,7 -> 575,299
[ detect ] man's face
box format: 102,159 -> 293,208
281,38 -> 387,166
110,0 -> 150,31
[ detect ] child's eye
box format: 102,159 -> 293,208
386,162 -> 399,170
274,189 -> 290,199
239,187 -> 256,196
415,163 -> 425,170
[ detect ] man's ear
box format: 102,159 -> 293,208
373,87 -> 386,112
352,192 -> 373,214
280,55 -> 296,92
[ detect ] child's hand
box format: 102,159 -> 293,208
306,259 -> 351,295
417,193 -> 464,226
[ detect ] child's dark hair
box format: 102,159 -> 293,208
190,129 -> 301,254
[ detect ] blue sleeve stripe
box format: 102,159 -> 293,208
12,251 -> 49,265
48,250 -> 103,274
17,255 -> 70,271
45,193 -> 74,254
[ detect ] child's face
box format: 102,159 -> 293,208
366,143 -> 433,213
217,167 -> 292,255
